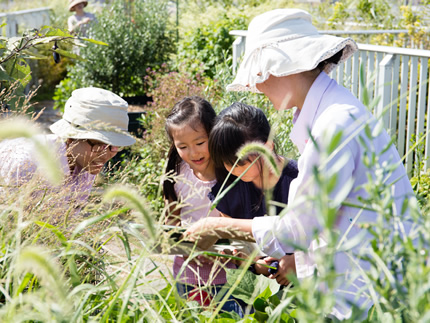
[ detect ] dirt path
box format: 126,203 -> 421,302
33,100 -> 61,132
102,237 -> 175,293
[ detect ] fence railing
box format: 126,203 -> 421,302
0,7 -> 51,37
230,30 -> 430,175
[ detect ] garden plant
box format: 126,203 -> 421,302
0,0 -> 430,321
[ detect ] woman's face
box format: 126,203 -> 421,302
256,74 -> 296,111
256,71 -> 320,111
67,139 -> 118,175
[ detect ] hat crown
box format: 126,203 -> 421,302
226,8 -> 358,93
246,9 -> 318,52
69,0 -> 87,11
63,87 -> 129,131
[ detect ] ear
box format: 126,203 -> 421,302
265,140 -> 275,151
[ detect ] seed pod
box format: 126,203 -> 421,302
52,41 -> 61,64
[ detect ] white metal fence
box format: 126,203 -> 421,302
231,30 -> 430,176
0,7 -> 51,37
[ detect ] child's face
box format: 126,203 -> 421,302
73,3 -> 85,12
170,123 -> 212,176
224,157 -> 262,188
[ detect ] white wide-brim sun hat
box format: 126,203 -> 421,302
50,87 -> 136,147
227,9 -> 358,93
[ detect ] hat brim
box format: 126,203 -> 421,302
49,119 -> 136,147
227,34 -> 358,93
69,0 -> 88,11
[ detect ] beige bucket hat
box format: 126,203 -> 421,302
227,9 -> 358,93
69,0 -> 88,12
50,87 -> 136,147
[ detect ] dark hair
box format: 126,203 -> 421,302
209,102 -> 272,183
163,96 -> 216,201
316,48 -> 344,72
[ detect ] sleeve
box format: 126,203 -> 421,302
67,16 -> 76,32
252,124 -> 357,257
0,139 -> 38,189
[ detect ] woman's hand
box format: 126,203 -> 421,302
184,217 -> 255,244
266,254 -> 296,285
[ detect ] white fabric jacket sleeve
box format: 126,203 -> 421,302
252,112 -> 358,257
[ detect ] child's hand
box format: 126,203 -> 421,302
219,248 -> 247,266
183,218 -> 219,250
254,257 -> 273,276
195,254 -> 214,265
266,254 -> 296,285
81,17 -> 91,25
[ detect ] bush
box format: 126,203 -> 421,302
54,0 -> 174,107
174,13 -> 248,78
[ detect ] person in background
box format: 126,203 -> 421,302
0,87 -> 135,216
68,0 -> 96,37
184,8 -> 416,320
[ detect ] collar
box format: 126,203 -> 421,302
290,71 -> 332,154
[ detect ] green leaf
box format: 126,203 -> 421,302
17,246 -> 68,302
30,36 -> 61,45
55,48 -> 84,60
104,186 -> 156,240
21,49 -> 48,60
80,37 -> 108,46
327,130 -> 343,154
225,268 -> 279,304
34,221 -> 67,245
4,58 -> 32,86
44,28 -> 74,38
72,207 -> 129,237
0,67 -> 12,81
6,36 -> 22,51
15,273 -> 34,296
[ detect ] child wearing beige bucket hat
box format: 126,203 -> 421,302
0,87 -> 135,216
184,8 -> 415,320
68,0 -> 96,36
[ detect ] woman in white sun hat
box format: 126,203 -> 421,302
68,0 -> 96,37
185,8 -> 416,320
0,87 -> 135,215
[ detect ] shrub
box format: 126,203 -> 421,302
174,13 -> 248,78
55,0 -> 175,106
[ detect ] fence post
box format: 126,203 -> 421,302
376,54 -> 394,134
232,36 -> 245,75
5,14 -> 17,37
